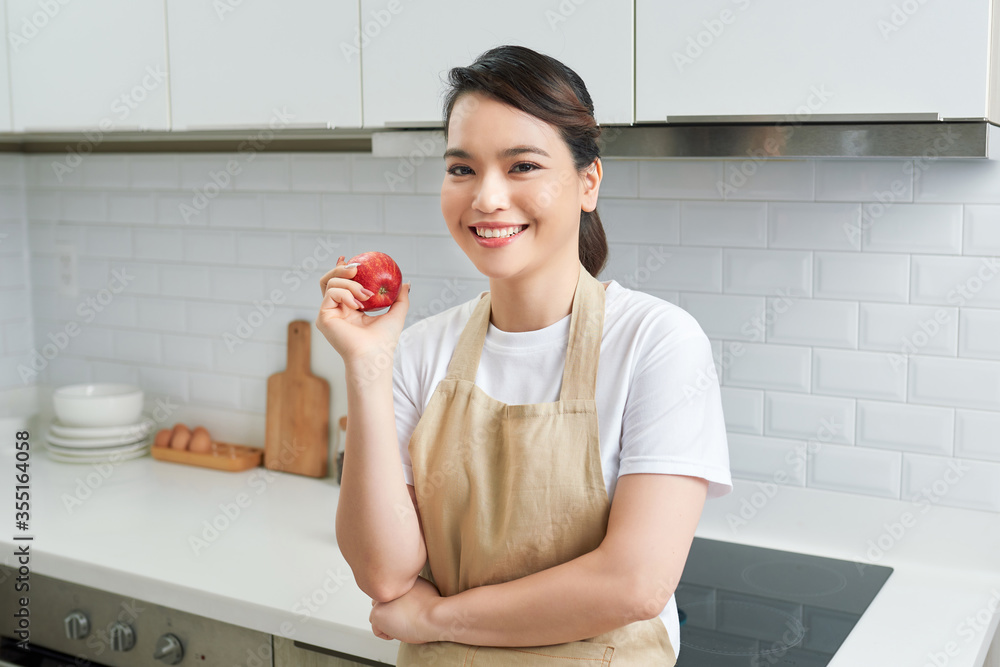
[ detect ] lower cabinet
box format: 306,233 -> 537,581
273,635 -> 383,666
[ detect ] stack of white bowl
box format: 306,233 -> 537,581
45,384 -> 154,464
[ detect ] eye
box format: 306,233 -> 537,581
446,165 -> 473,176
511,162 -> 540,173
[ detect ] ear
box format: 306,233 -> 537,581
580,158 -> 602,213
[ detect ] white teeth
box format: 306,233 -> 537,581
475,225 -> 525,239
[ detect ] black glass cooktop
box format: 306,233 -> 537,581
675,538 -> 893,666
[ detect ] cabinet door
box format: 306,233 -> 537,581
636,0 -> 992,122
8,0 -> 169,131
0,0 -> 10,132
361,0 -> 633,128
166,1 -> 361,130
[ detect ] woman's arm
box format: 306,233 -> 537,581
336,357 -> 427,603
425,473 -> 707,646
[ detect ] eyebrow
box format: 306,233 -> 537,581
443,145 -> 551,160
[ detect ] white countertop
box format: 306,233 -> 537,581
1,442 -> 999,666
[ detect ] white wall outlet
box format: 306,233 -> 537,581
56,243 -> 78,297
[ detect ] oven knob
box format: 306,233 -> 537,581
109,621 -> 136,651
63,610 -> 90,639
154,633 -> 184,664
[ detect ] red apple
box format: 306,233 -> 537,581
347,251 -> 402,311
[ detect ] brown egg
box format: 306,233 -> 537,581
170,424 -> 191,450
154,428 -> 172,448
189,426 -> 212,454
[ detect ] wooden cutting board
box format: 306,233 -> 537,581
265,320 -> 330,477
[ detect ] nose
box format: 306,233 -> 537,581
471,168 -> 509,213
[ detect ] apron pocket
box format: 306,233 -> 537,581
397,640 -> 615,666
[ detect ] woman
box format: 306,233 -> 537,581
317,45 -> 732,665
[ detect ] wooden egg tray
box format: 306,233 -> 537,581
151,441 -> 264,472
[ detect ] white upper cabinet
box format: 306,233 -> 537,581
636,0 -> 994,122
0,0 -> 11,132
166,1 -> 361,130
8,0 -> 169,132
360,0 -> 634,128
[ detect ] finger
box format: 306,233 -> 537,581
323,276 -> 372,304
318,260 -> 358,296
322,285 -> 364,311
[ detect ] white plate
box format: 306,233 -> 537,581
44,437 -> 151,458
49,415 -> 155,440
46,429 -> 151,448
45,447 -> 150,464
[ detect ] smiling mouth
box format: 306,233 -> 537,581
472,225 -> 527,239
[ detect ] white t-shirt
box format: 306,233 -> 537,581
392,278 -> 733,657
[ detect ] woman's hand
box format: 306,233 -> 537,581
316,256 -> 411,364
369,576 -> 442,644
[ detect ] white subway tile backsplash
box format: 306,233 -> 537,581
133,228 -> 184,261
25,192 -> 58,221
768,203 -> 861,251
129,155 -> 180,190
908,355 -> 1000,410
414,236 -> 478,279
178,154 -> 232,190
159,265 -> 210,299
207,193 -> 263,228
954,409 -> 1000,462
66,325 -> 115,358
210,267 -> 265,302
185,301 -> 240,337
911,255 -> 1000,307
637,246 -> 721,293
808,443 -> 901,499
764,391 -> 855,445
236,232 -> 294,267
261,193 -> 321,230
720,387 -> 763,434
82,156 -> 129,189
189,371 -> 241,409
156,193 -> 206,226
726,433 -> 806,485
138,366 -> 189,402
599,199 -> 680,245
861,204 -> 962,254
958,308 -> 1000,360
136,297 -> 187,333
856,400 -> 954,456
858,303 -> 958,356
183,230 -> 238,264
680,201 -> 766,247
814,252 -> 909,302
638,160 -> 724,200
722,342 -> 810,392
111,263 -> 157,296
722,160 -> 814,202
901,453 -> 1000,512
963,205 -> 1000,256
0,156 -> 25,188
29,154 -> 80,188
162,334 -> 212,370
107,193 -> 155,225
0,255 -> 26,288
86,226 -> 132,259
322,194 -> 382,233
234,154 -> 290,192
814,160 -> 913,202
599,159 -> 639,198
61,192 -> 107,223
679,293 -> 765,341
240,377 -> 267,413
723,249 -> 811,297
112,330 -> 161,364
289,154 -> 351,192
90,361 -> 140,386
212,339 -> 285,376
813,348 -> 906,401
914,158 -> 1000,204
415,158 -> 446,195
384,195 -> 448,235
352,156 -> 416,193
766,298 -> 857,348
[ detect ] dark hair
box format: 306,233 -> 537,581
441,45 -> 608,278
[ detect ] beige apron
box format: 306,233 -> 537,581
397,261 -> 676,666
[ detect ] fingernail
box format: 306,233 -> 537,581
344,262 -> 361,269
361,288 -> 375,297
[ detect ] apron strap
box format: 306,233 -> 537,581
444,261 -> 605,400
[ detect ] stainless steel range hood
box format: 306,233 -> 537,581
373,117 -> 1000,161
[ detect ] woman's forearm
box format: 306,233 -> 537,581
336,354 -> 426,603
427,547 -> 672,647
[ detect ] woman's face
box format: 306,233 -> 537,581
441,92 -> 600,281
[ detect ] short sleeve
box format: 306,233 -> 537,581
618,313 -> 733,499
393,343 -> 420,486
